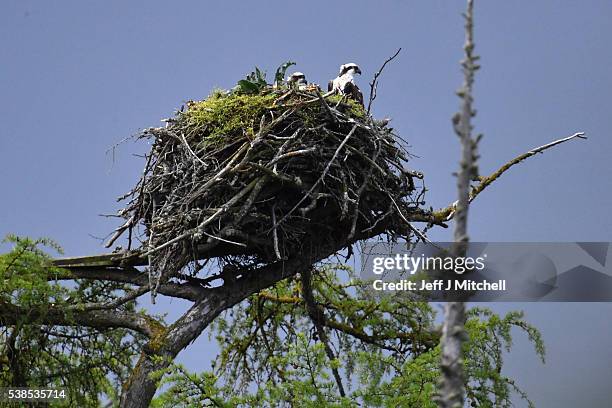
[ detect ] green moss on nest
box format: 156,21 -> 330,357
178,90 -> 366,149
327,94 -> 366,119
181,91 -> 278,148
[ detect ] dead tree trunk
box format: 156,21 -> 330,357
437,0 -> 478,406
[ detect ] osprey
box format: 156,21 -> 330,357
287,71 -> 308,90
328,63 -> 364,106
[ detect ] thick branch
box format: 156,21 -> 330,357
0,301 -> 161,338
46,266 -> 205,301
119,221 -> 391,408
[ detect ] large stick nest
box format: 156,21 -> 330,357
113,88 -> 426,293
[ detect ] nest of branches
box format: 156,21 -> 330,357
111,87 -> 426,294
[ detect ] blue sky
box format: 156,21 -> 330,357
2,1 -> 612,405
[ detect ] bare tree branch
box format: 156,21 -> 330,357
367,48 -> 402,114
467,132 -> 586,205
434,131 -> 587,222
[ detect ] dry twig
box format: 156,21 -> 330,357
367,48 -> 402,114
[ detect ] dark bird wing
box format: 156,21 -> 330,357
327,80 -> 334,92
344,82 -> 364,107
355,87 -> 364,106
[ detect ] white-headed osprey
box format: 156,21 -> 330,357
287,71 -> 308,90
328,63 -> 363,106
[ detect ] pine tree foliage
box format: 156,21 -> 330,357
0,236 -> 148,407
151,266 -> 545,407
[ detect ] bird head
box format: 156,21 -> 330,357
287,71 -> 306,83
339,63 -> 361,76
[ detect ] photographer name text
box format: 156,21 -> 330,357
372,279 -> 506,292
